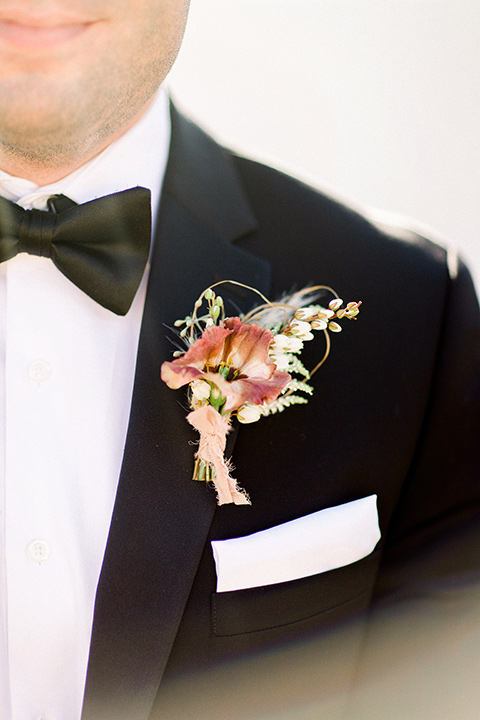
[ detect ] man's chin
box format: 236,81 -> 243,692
0,91 -> 94,176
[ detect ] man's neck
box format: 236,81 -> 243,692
0,96 -> 157,185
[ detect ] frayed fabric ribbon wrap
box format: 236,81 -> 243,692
187,405 -> 250,505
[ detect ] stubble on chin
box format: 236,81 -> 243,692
0,78 -> 102,177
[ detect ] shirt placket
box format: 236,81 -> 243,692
4,255 -> 83,719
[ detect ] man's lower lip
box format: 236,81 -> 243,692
0,21 -> 89,49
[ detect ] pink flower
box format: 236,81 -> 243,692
161,317 -> 290,412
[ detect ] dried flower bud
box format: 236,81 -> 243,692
237,404 -> 263,424
345,301 -> 361,318
317,309 -> 334,320
289,320 -> 314,340
328,321 -> 342,333
294,308 -> 311,321
329,298 -> 343,312
311,319 -> 328,331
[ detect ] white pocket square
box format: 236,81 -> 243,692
211,494 -> 381,592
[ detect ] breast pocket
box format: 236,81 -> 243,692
212,548 -> 380,637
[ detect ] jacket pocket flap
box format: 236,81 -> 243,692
212,549 -> 380,636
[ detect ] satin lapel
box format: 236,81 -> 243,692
82,108 -> 270,720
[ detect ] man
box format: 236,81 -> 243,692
0,2 -> 479,719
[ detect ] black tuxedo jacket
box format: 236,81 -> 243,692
81,107 -> 480,719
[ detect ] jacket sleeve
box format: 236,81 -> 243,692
351,254 -> 480,720
374,253 -> 480,601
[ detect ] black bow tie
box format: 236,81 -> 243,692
0,187 -> 151,315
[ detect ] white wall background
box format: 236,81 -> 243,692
167,0 -> 480,288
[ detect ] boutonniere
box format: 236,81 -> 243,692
161,282 -> 360,506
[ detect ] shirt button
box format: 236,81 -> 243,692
28,360 -> 52,384
27,539 -> 51,564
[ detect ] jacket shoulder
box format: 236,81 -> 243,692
232,152 -> 453,269
228,153 -> 459,301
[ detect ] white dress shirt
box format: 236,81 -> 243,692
0,88 -> 171,720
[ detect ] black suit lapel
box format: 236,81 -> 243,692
82,108 -> 270,720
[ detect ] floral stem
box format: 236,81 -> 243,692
306,329 -> 332,381
282,329 -> 331,397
